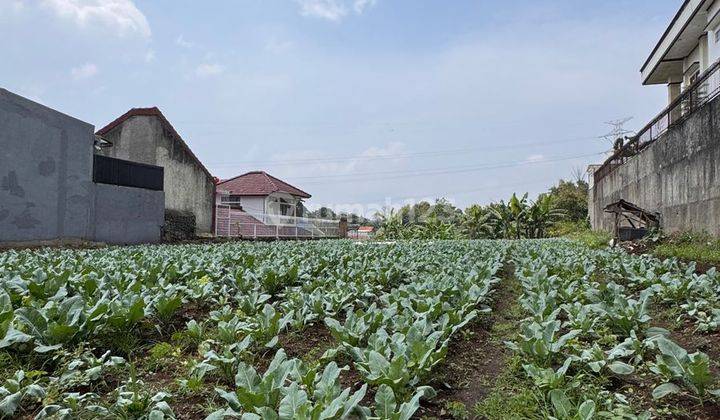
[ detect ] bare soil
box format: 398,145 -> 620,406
417,268 -> 521,418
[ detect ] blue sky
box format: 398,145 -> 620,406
0,0 -> 681,215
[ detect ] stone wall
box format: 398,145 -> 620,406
590,96 -> 720,235
163,209 -> 196,241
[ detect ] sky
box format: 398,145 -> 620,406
0,0 -> 682,216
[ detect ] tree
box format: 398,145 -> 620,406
398,201 -> 432,225
428,198 -> 463,224
374,207 -> 408,239
309,207 -> 338,220
547,180 -> 589,224
463,205 -> 494,239
526,194 -> 566,238
339,212 -> 372,226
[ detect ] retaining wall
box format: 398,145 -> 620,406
590,96 -> 720,235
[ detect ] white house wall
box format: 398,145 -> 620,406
684,45 -> 700,74
239,196 -> 265,214
708,3 -> 720,66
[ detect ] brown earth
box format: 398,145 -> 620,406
416,268 -> 521,419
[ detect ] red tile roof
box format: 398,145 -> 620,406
95,107 -> 213,180
217,171 -> 311,199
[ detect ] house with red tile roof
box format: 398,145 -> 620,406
214,171 -> 343,239
216,171 -> 310,218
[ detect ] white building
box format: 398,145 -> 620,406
214,171 -> 340,239
216,171 -> 311,220
642,0 -> 720,104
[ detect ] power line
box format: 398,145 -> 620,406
295,151 -> 607,186
293,151 -> 603,181
601,117 -> 635,144
206,134 -> 605,168
322,177 -> 564,206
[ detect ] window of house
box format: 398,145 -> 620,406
690,70 -> 700,85
278,198 -> 292,216
684,62 -> 700,88
222,195 -> 242,203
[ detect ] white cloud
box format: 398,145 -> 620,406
294,0 -> 377,22
195,63 -> 225,78
525,154 -> 545,163
353,0 -> 376,14
41,0 -> 151,38
176,34 -> 195,48
71,62 -> 98,80
265,142 -> 408,183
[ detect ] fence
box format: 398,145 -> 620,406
215,205 -> 341,239
93,155 -> 164,191
594,60 -> 720,184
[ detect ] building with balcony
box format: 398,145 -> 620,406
642,0 -> 720,105
589,0 -> 720,235
215,171 -> 341,239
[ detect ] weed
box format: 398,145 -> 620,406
146,342 -> 181,371
444,400 -> 469,419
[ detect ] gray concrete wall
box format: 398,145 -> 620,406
590,96 -> 720,235
0,88 -> 164,245
93,184 -> 164,244
0,88 -> 96,242
99,116 -> 215,235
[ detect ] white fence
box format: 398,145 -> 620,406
215,205 -> 341,239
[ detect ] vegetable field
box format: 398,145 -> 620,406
0,240 -> 719,419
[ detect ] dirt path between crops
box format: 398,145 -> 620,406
416,264 -> 524,419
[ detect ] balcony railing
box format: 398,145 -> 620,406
215,205 -> 341,239
594,59 -> 720,184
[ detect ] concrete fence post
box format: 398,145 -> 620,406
339,217 -> 348,239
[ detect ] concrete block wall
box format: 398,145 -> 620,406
590,96 -> 720,235
93,184 -> 164,245
0,88 -> 96,242
0,88 -> 164,245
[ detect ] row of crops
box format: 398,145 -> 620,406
0,241 -> 508,419
508,241 -> 720,419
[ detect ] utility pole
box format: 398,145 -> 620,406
601,117 -> 635,145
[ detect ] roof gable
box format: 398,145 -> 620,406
217,171 -> 311,199
96,107 -> 214,180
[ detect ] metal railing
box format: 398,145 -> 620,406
216,222 -> 324,239
245,212 -> 340,236
215,205 -> 341,239
594,59 -> 720,184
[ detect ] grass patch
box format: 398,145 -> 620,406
471,273 -> 546,419
472,355 -> 545,419
565,229 -> 612,250
654,235 -> 720,266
